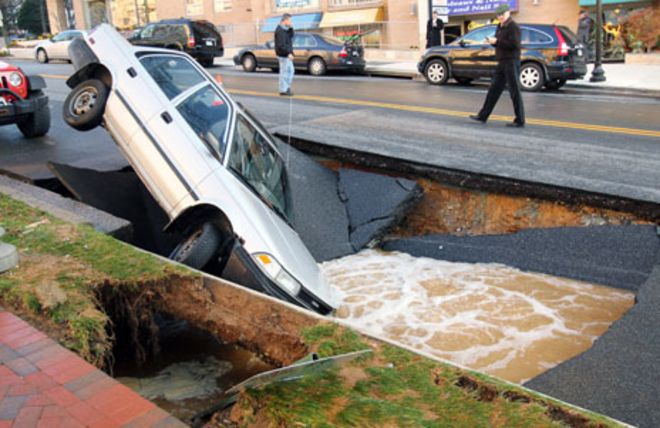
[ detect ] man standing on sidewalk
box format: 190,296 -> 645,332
275,14 -> 295,96
470,4 -> 525,128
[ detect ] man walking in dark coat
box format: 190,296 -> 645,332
274,13 -> 295,96
470,4 -> 525,127
577,10 -> 594,61
426,10 -> 444,48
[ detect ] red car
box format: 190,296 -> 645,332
0,60 -> 50,138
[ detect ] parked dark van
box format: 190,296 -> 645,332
418,24 -> 587,91
129,19 -> 223,67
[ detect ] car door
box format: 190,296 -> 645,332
452,27 -> 496,77
47,32 -> 70,59
292,34 -> 314,68
258,40 -> 278,68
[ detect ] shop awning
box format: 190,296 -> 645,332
319,8 -> 383,28
260,13 -> 322,33
579,0 -> 649,5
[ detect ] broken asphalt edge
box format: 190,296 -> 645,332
275,132 -> 660,222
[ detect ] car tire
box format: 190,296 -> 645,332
36,49 -> 48,64
545,78 -> 567,90
455,77 -> 473,85
198,58 -> 214,67
241,54 -> 257,72
169,222 -> 221,270
308,57 -> 327,76
17,91 -> 50,138
519,62 -> 544,92
63,79 -> 109,131
424,59 -> 449,85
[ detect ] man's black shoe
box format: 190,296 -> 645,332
506,122 -> 525,128
279,91 -> 293,96
469,114 -> 487,123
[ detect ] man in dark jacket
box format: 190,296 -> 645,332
577,10 -> 594,61
426,10 -> 444,48
470,4 -> 525,127
274,14 -> 295,96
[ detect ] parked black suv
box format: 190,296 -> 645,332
418,24 -> 586,91
129,19 -> 224,67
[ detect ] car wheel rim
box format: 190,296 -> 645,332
71,87 -> 98,117
38,51 -> 45,61
311,61 -> 323,74
428,64 -> 445,82
244,57 -> 254,69
520,67 -> 540,89
174,229 -> 203,262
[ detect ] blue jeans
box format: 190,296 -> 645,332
278,56 -> 294,93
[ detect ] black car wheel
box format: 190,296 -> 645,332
199,58 -> 215,67
308,57 -> 327,76
241,54 -> 257,72
455,77 -> 473,85
17,91 -> 50,138
169,222 -> 221,270
545,79 -> 567,90
63,79 -> 109,131
36,49 -> 48,64
424,59 -> 448,85
519,63 -> 544,92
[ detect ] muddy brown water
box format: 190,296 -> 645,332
324,250 -> 635,384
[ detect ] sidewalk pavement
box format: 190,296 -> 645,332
0,309 -> 185,427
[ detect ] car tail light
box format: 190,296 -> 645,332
554,27 -> 569,56
339,48 -> 348,58
187,36 -> 195,48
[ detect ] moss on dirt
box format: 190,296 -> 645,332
229,323 -> 621,427
0,194 -> 198,366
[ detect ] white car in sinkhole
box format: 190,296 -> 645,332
62,24 -> 337,315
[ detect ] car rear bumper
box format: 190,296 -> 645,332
0,90 -> 48,125
233,55 -> 241,65
193,47 -> 224,59
329,58 -> 366,72
547,61 -> 587,80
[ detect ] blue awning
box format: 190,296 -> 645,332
260,13 -> 322,33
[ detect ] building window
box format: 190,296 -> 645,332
186,0 -> 204,16
274,0 -> 320,11
214,0 -> 232,12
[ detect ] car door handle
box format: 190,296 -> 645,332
161,112 -> 173,124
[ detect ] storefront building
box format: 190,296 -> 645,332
49,0 -> 655,53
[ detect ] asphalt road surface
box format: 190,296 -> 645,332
1,60 -> 659,203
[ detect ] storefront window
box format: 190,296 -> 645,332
333,24 -> 380,48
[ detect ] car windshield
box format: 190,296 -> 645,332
454,27 -> 496,45
140,55 -> 205,100
176,85 -> 230,159
227,115 -> 289,220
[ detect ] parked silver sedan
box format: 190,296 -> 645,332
61,24 -> 338,314
35,30 -> 86,63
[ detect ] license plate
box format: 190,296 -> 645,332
0,107 -> 8,116
346,61 -> 353,65
577,49 -> 583,57
206,40 -> 214,46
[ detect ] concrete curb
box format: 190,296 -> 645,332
0,173 -> 132,240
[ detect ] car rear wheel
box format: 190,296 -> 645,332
17,91 -> 50,138
199,58 -> 215,67
36,49 -> 48,64
545,79 -> 567,90
308,57 -> 327,76
169,222 -> 221,270
241,54 -> 257,72
519,63 -> 544,92
424,59 -> 448,85
63,79 -> 109,131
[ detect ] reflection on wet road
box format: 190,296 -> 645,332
324,250 -> 634,384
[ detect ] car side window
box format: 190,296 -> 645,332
461,27 -> 496,45
140,24 -> 155,39
521,28 -> 553,44
228,115 -> 289,219
177,85 -> 230,158
52,32 -> 68,42
140,55 -> 206,100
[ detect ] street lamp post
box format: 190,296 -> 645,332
590,0 -> 606,82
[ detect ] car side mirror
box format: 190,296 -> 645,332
459,40 -> 466,47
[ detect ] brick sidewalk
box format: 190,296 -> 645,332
0,310 -> 186,427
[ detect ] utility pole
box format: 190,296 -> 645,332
39,0 -> 47,34
590,0 -> 606,82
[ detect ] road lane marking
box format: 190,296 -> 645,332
40,74 -> 660,139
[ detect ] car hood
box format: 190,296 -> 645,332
0,61 -> 20,72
